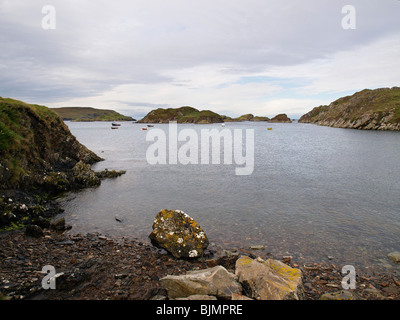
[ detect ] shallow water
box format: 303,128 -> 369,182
59,121 -> 400,272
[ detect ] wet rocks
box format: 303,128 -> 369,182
235,255 -> 304,300
95,168 -> 126,179
149,209 -> 209,259
25,225 -> 43,238
320,290 -> 362,300
160,265 -> 242,299
387,252 -> 400,264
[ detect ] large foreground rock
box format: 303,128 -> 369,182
235,256 -> 304,300
160,265 -> 242,299
149,209 -> 209,258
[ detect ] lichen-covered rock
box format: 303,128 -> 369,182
235,255 -> 304,300
149,209 -> 209,258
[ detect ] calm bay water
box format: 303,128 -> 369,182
59,121 -> 400,271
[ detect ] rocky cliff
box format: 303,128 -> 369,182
0,97 -> 103,191
299,87 -> 400,130
0,97 -> 125,230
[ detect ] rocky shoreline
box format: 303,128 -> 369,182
1,227 -> 399,300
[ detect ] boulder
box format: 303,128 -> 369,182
149,209 -> 209,258
235,255 -> 304,300
25,224 -> 44,238
160,265 -> 242,299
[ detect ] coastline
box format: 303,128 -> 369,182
1,227 -> 399,300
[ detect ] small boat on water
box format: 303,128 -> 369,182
147,124 -> 154,127
111,126 -> 119,130
267,127 -> 273,130
112,122 -> 121,126
221,123 -> 225,127
142,127 -> 148,131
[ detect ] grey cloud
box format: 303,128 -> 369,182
1,0 -> 399,106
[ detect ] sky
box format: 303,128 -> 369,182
1,0 -> 399,119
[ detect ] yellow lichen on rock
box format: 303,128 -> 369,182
149,209 -> 209,259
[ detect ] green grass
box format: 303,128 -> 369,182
51,107 -> 133,121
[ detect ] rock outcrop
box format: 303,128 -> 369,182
149,209 -> 209,258
299,87 -> 400,131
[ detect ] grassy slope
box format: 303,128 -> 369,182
299,87 -> 400,125
51,107 -> 133,121
0,97 -> 59,151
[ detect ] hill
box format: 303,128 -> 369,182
299,87 -> 400,130
137,106 -> 224,124
51,107 -> 134,121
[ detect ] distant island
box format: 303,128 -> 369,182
51,107 -> 134,122
223,114 -> 270,122
269,114 -> 292,123
299,87 -> 400,131
137,106 -> 224,124
137,106 -> 289,124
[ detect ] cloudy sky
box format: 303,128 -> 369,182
1,0 -> 399,118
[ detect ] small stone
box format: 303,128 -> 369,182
50,217 -> 66,231
387,252 -> 400,264
282,256 -> 292,264
249,245 -> 265,250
